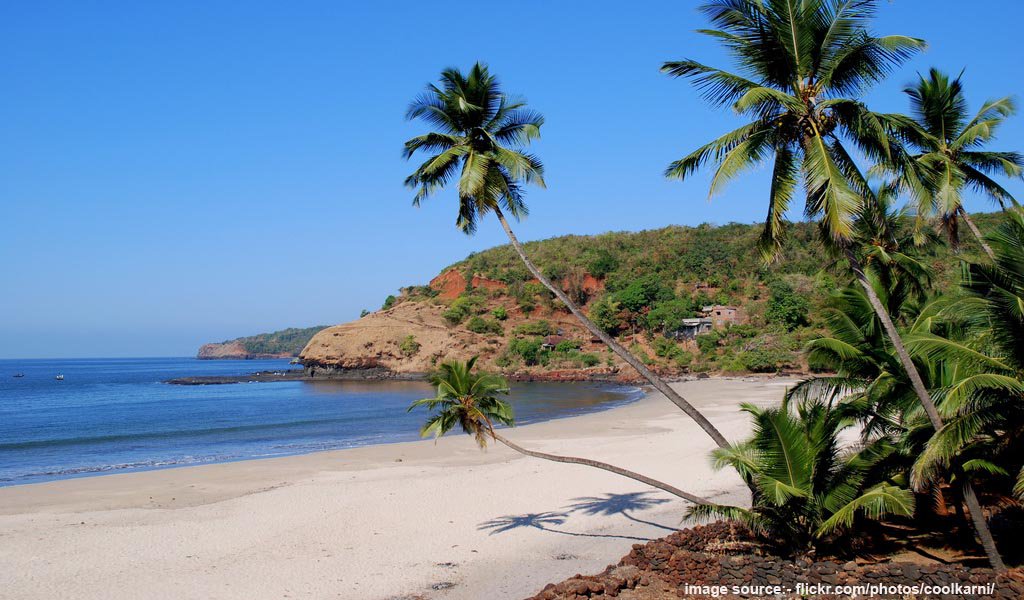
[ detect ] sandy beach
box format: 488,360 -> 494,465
0,377 -> 797,600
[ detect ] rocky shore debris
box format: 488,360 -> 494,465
525,522 -> 1024,599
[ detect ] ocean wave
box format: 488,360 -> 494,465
0,417 -> 359,451
6,454 -> 236,482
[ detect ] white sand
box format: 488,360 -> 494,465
0,377 -> 797,600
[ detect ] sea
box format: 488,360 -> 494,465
0,357 -> 643,487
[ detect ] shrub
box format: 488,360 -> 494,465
587,249 -> 619,278
359,309 -> 370,318
579,353 -> 600,367
466,316 -> 503,335
736,348 -> 793,372
399,335 -> 420,357
507,338 -> 544,365
613,274 -> 674,313
542,262 -> 568,282
590,295 -> 627,334
673,350 -> 694,369
652,336 -> 684,359
450,293 -> 487,316
554,339 -> 582,353
696,332 -> 720,355
765,280 -> 810,331
491,306 -> 508,321
382,295 -> 397,310
645,298 -> 696,333
513,320 -> 553,336
443,306 -> 468,325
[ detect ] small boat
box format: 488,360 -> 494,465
12,373 -> 24,378
55,374 -> 64,381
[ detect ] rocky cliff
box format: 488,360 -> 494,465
299,269 -> 632,380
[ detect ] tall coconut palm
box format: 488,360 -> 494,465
663,0 -> 1004,569
409,357 -> 709,505
892,68 -> 1023,259
403,63 -> 732,452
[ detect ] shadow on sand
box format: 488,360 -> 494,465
477,492 -> 680,542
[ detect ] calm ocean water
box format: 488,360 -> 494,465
0,357 -> 641,487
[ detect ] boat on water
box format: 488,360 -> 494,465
55,374 -> 64,381
12,373 -> 25,378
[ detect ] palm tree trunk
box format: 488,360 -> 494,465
492,208 -> 731,451
957,207 -> 996,261
491,431 -> 708,505
843,247 -> 1006,572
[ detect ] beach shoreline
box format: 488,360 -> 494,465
0,377 -> 797,599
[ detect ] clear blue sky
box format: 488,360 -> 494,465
2,1 -> 1022,358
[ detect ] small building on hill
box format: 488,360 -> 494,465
667,318 -> 713,340
700,305 -> 742,329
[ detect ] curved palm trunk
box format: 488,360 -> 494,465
491,431 -> 709,505
493,208 -> 731,451
843,247 -> 1006,572
957,207 -> 996,261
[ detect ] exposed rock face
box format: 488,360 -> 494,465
427,268 -> 605,302
429,269 -> 508,301
197,341 -> 293,360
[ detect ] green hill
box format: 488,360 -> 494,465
390,215 -> 995,375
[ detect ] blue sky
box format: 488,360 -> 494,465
2,1 -> 1022,358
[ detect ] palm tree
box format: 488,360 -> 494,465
408,357 -> 709,505
403,63 -> 733,452
908,208 -> 1024,507
891,68 -> 1023,259
688,394 -> 914,554
662,0 -> 1004,569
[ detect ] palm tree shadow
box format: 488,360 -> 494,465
477,511 -> 650,542
565,492 -> 678,533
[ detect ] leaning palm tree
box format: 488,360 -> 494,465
662,0 -> 1004,569
891,68 -> 1023,259
408,357 -> 708,505
403,63 -> 732,451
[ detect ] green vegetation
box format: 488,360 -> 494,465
499,336 -> 599,369
512,320 -> 553,336
465,316 -> 503,336
382,295 -> 397,310
232,326 -> 329,356
691,394 -> 914,553
400,0 -> 1024,570
442,293 -> 488,325
398,335 -> 420,357
764,281 -> 809,331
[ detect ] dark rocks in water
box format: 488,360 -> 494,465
302,363 -> 422,381
164,369 -> 308,385
164,366 -> 426,385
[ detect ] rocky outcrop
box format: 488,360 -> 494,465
297,297 -> 639,381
